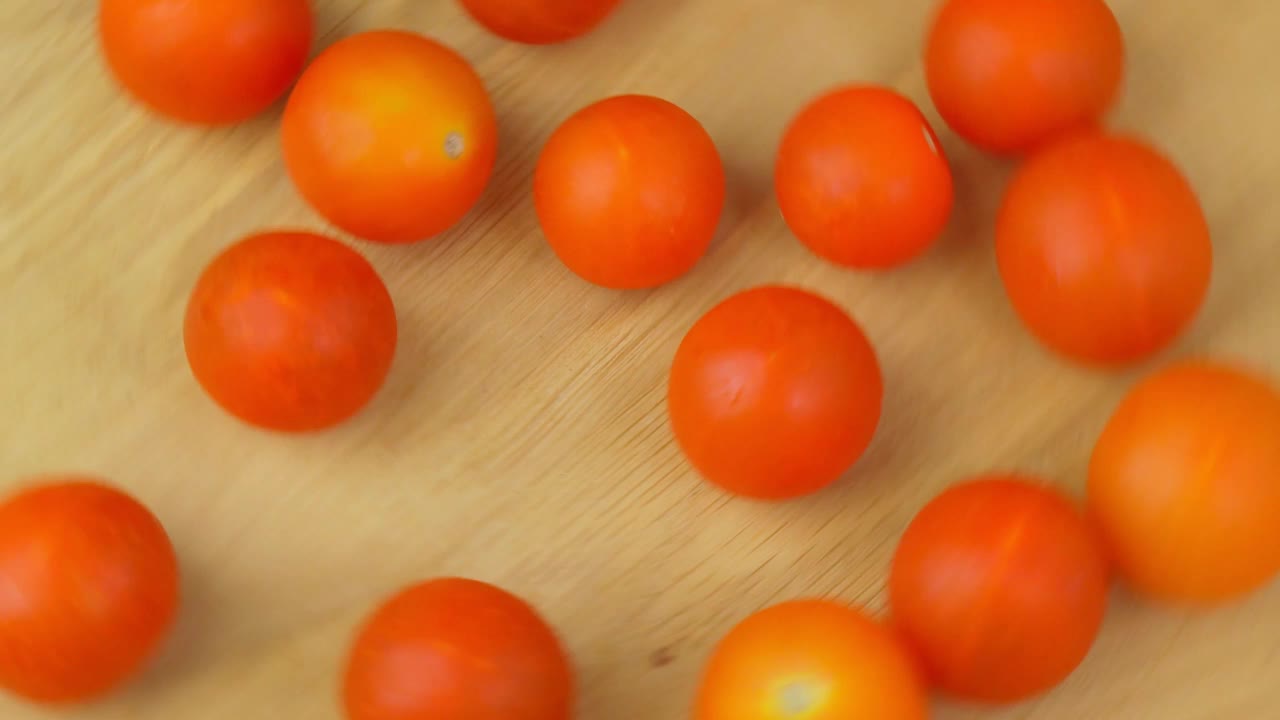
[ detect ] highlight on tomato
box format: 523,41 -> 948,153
459,0 -> 624,44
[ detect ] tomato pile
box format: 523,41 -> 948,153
3,0 -> 1276,717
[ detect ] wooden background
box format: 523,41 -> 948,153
3,1 -> 1278,718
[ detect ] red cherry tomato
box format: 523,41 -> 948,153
459,0 -> 623,44
667,286 -> 883,499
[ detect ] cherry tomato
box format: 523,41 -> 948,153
0,478 -> 179,704
184,231 -> 398,432
1089,360 -> 1280,604
343,577 -> 573,720
775,85 -> 954,269
925,0 -> 1125,155
459,0 -> 623,44
667,286 -> 882,500
996,132 -> 1212,366
282,31 -> 497,244
534,94 -> 725,289
695,600 -> 929,720
99,0 -> 312,125
889,475 -> 1111,704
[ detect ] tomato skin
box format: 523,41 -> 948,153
184,231 -> 398,433
0,478 -> 179,704
776,86 -> 954,270
1088,361 -> 1280,604
667,286 -> 882,500
459,0 -> 623,44
695,600 -> 928,720
99,0 -> 313,125
534,95 -> 725,289
925,0 -> 1124,155
343,578 -> 573,720
282,31 -> 498,244
889,476 -> 1111,704
996,132 -> 1212,366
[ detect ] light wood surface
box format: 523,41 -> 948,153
3,1 -> 1279,718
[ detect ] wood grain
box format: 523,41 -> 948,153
2,1 -> 1279,718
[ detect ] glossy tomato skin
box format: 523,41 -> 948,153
996,132 -> 1212,366
459,0 -> 623,44
0,478 -> 179,704
184,231 -> 398,432
776,86 -> 954,269
1089,361 -> 1280,604
283,31 -> 498,244
889,476 -> 1111,704
534,94 -> 725,289
343,578 -> 573,720
695,600 -> 928,720
925,0 -> 1124,154
667,286 -> 882,500
99,0 -> 313,125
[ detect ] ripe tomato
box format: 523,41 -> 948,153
534,94 -> 725,289
667,286 -> 882,500
0,478 -> 179,704
459,0 -> 623,44
184,231 -> 398,432
282,31 -> 497,244
925,0 -> 1125,155
889,475 -> 1111,704
775,85 -> 954,270
695,600 -> 928,720
343,578 -> 573,720
1089,361 -> 1280,604
996,132 -> 1212,366
99,0 -> 312,125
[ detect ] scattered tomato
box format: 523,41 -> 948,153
184,231 -> 398,432
343,577 -> 573,720
667,286 -> 882,499
925,0 -> 1125,155
0,478 -> 179,704
534,94 -> 725,289
889,475 -> 1111,704
459,0 -> 623,44
1089,360 -> 1280,604
99,0 -> 312,125
775,85 -> 954,269
996,132 -> 1212,366
282,30 -> 498,244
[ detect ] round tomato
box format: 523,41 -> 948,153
343,578 -> 573,720
695,600 -> 928,720
459,0 -> 623,44
184,231 -> 398,432
534,94 -> 725,289
1089,360 -> 1280,604
282,31 -> 497,244
889,475 -> 1111,704
925,0 -> 1125,155
775,85 -> 954,269
99,0 -> 312,125
0,478 -> 179,704
667,286 -> 882,499
996,132 -> 1212,366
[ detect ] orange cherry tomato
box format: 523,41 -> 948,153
694,600 -> 929,720
996,132 -> 1212,366
889,475 -> 1111,704
282,31 -> 498,244
1089,360 -> 1280,604
459,0 -> 623,44
925,0 -> 1125,155
99,0 -> 312,125
0,478 -> 179,704
344,578 -> 573,720
534,94 -> 725,289
184,231 -> 398,432
667,286 -> 882,500
775,85 -> 954,269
